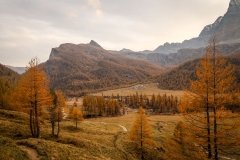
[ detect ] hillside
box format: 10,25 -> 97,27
0,64 -> 19,108
157,52 -> 240,90
42,40 -> 162,96
0,108 -> 183,160
0,64 -> 19,80
5,65 -> 25,74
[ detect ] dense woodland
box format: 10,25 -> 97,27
82,96 -> 123,117
118,93 -> 179,113
82,93 -> 179,118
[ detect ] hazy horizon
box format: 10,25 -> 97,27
0,0 -> 229,66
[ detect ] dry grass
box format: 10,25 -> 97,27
0,108 -> 239,160
91,83 -> 184,98
0,108 -> 183,160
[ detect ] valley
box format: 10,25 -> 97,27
1,0 -> 240,159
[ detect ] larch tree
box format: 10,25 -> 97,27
16,58 -> 51,138
164,121 -> 207,160
69,101 -> 84,129
129,107 -> 154,160
49,90 -> 66,137
179,40 -> 240,159
208,40 -> 239,159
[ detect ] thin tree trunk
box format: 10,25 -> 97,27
30,109 -> 34,136
32,109 -> 36,137
51,122 -> 55,137
140,113 -> 143,160
206,52 -> 212,159
213,42 -> 218,160
57,111 -> 60,137
35,104 -> 40,138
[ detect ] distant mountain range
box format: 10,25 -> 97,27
117,0 -> 240,67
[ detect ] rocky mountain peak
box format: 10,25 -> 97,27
230,0 -> 240,6
199,16 -> 223,38
89,40 -> 103,49
119,48 -> 134,53
227,0 -> 240,13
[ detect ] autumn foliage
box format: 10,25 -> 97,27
129,107 -> 154,160
15,58 -> 52,138
179,41 -> 240,159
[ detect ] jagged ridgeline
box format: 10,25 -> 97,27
117,0 -> 240,67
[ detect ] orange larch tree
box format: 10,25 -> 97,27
129,107 -> 154,160
16,58 -> 52,138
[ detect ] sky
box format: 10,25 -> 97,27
0,0 -> 230,66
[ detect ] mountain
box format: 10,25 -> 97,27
42,41 -> 162,96
119,48 -> 134,53
5,65 -> 25,74
116,0 -> 240,68
157,50 -> 240,90
0,64 -> 19,92
118,43 -> 240,67
154,0 -> 240,54
0,64 -> 19,79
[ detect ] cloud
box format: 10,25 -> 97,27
0,0 -> 230,66
87,0 -> 103,17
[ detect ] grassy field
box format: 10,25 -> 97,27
91,83 -> 184,97
0,108 -> 182,160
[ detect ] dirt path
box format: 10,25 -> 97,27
100,122 -> 128,132
84,121 -> 128,132
19,145 -> 40,160
117,124 -> 127,132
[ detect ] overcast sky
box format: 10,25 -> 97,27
0,0 -> 230,66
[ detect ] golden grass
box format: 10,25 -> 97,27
91,83 -> 184,98
0,108 -> 183,160
0,108 -> 239,160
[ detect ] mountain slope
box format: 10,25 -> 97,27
42,41 -> 162,96
0,64 -> 19,81
157,51 -> 240,90
5,65 -> 25,74
118,43 -> 240,67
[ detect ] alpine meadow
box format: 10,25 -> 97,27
1,0 -> 240,160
